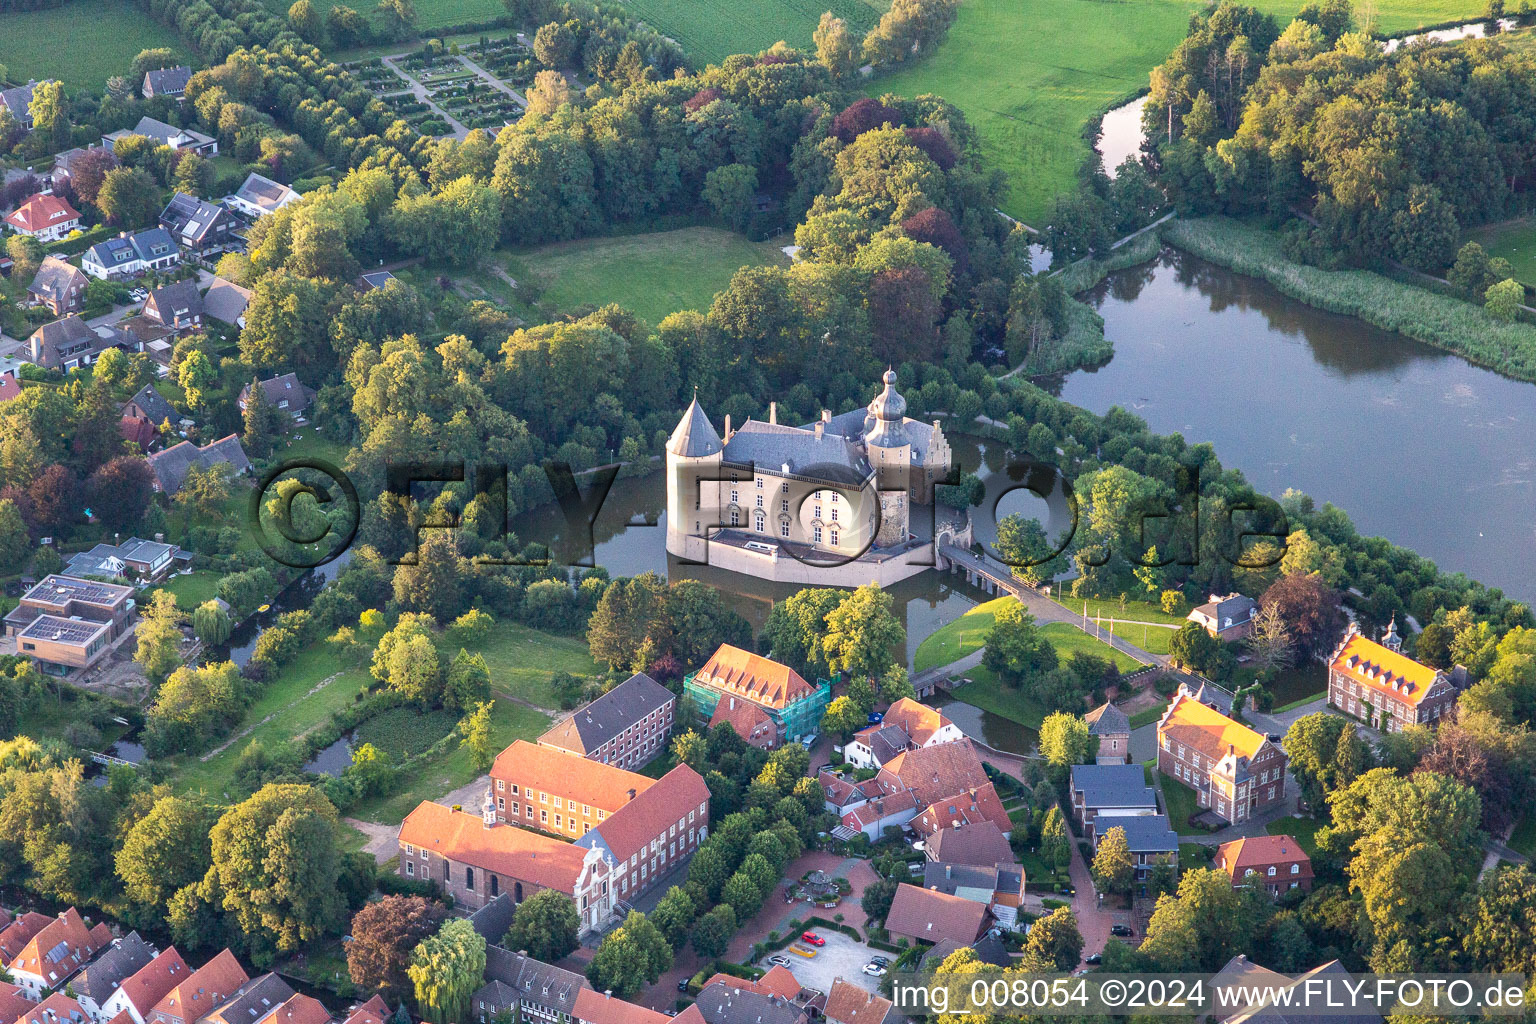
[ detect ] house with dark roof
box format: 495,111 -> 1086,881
143,280 -> 203,334
82,229 -> 180,280
3,575 -> 137,674
471,945 -> 588,1023
226,173 -> 298,219
355,270 -> 397,291
66,538 -> 182,583
73,933 -> 156,1022
1069,763 -> 1158,839
1212,958 -> 1380,1024
123,385 -> 177,429
884,883 -> 989,947
922,819 -> 1013,867
97,948 -> 189,1024
237,373 -> 313,421
27,317 -> 138,372
1188,593 -> 1259,640
202,278 -> 251,326
1,81 -> 50,129
142,67 -> 191,101
147,435 -> 251,495
1094,814 -> 1179,894
104,118 -> 217,157
537,671 -> 676,769
28,257 -> 88,316
6,193 -> 81,241
922,860 -> 1027,929
159,193 -> 235,251
1084,701 -> 1132,763
675,981 -> 809,1024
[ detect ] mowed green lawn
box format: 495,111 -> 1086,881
616,0 -> 885,64
501,227 -> 790,325
914,597 -> 1144,673
0,0 -> 188,90
1468,218 -> 1536,288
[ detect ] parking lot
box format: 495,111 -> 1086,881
762,930 -> 888,996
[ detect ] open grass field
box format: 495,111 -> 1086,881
1507,814 -> 1536,861
1051,594 -> 1188,626
1,0 -> 188,91
948,664 -> 1051,729
458,620 -> 602,710
259,0 -> 503,35
616,0 -> 886,65
1157,770 -> 1207,836
150,570 -> 224,611
1267,814 -> 1327,857
913,597 -> 1144,673
1041,621 -> 1146,671
500,227 -> 790,326
1468,218 -> 1536,288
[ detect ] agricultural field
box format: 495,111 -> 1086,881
500,226 -> 792,325
616,0 -> 885,64
1467,218 -> 1536,288
0,0 -> 188,91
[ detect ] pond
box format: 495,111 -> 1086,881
1097,95 -> 1148,176
1059,248 -> 1536,605
932,695 -> 1040,757
303,732 -> 355,777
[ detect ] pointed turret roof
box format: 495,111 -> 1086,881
667,393 -> 722,457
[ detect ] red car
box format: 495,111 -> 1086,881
801,933 -> 825,947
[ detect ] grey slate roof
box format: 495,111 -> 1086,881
1070,763 -> 1158,811
84,228 -> 178,272
667,395 -> 722,457
145,279 -> 203,325
235,172 -> 296,214
147,434 -> 251,494
216,973 -> 296,1024
29,256 -> 86,305
124,384 -> 176,426
1192,593 -> 1258,628
75,932 -> 155,1005
203,278 -> 252,324
691,981 -> 808,1024
1099,812 -> 1178,854
475,947 -> 587,1018
538,672 -> 675,756
922,861 -> 1001,898
239,373 -> 313,416
1084,702 -> 1130,736
722,420 -> 872,485
143,66 -> 192,96
119,116 -> 215,150
865,724 -> 912,765
29,316 -> 131,370
0,82 -> 38,119
160,192 -> 232,246
66,538 -> 177,578
467,893 -> 517,944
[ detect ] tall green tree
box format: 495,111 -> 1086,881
408,918 -> 485,1024
585,911 -> 672,999
1091,826 -> 1134,896
504,888 -> 579,962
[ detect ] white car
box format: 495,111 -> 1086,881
863,964 -> 886,977
768,956 -> 793,969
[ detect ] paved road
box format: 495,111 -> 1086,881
454,54 -> 528,109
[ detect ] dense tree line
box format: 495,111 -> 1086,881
1146,0 -> 1536,271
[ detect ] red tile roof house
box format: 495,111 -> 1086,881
0,981 -> 35,1024
823,979 -> 892,1024
1156,686 -> 1288,826
70,931 -> 156,1023
490,740 -> 711,906
709,694 -> 779,750
572,988 -> 672,1024
5,193 -> 81,242
883,882 -> 989,947
537,671 -> 676,770
0,912 -> 52,963
842,697 -> 964,770
146,949 -> 249,1024
15,992 -> 91,1024
3,908 -> 112,996
97,948 -> 190,1024
1216,835 -> 1314,896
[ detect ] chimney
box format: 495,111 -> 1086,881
945,864 -> 951,878
821,409 -> 831,423
769,402 -> 777,425
815,422 -> 824,440
603,992 -> 612,999
724,414 -> 732,440
627,788 -> 636,802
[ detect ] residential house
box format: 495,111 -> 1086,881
236,373 -> 313,422
66,538 -> 182,583
27,257 -> 88,315
143,280 -> 203,334
122,384 -> 177,430
822,980 -> 892,1024
1156,685 -> 1288,825
922,860 -> 1027,929
72,933 -> 156,1022
0,913 -> 53,963
1094,814 -> 1178,894
104,118 -> 217,157
572,988 -> 671,1024
198,975 -> 324,1024
1187,593 -> 1258,641
141,68 -> 191,101
147,435 -> 251,495
470,944 -> 587,1024
0,981 -> 33,1024
27,317 -> 138,372
0,81 -> 50,130
1216,835 -> 1314,896
159,193 -> 235,252
922,820 -> 1013,867
96,948 -> 189,1024
226,173 -> 298,219
337,996 -> 389,1024
683,644 -> 831,745
14,993 -> 90,1024
50,147 -> 108,188
1084,701 -> 1131,764
5,193 -> 80,241
3,576 -> 136,674
911,785 -> 1011,838
484,741 -> 710,907
536,671 -> 676,769
920,932 -> 1012,970
883,883 -> 988,946
81,230 -> 179,280
355,270 -> 396,291
397,795 -> 613,930
0,373 -> 21,403
842,697 -> 963,769
1327,620 -> 1461,732
146,949 -> 249,1024
697,968 -> 801,1005
1069,763 -> 1158,839
708,695 -> 779,750
1212,957 -> 1379,1024
675,982 -> 808,1024
878,740 -> 1011,838
201,278 -> 251,327
4,908 -> 113,996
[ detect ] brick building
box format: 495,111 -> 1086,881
1327,621 -> 1461,732
1215,835 -> 1314,896
537,672 -> 676,769
1156,686 -> 1287,825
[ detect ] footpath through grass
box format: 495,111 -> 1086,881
0,0 -> 188,90
501,227 -> 790,326
914,599 -> 1145,674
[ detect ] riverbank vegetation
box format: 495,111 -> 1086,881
1163,216 -> 1536,381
